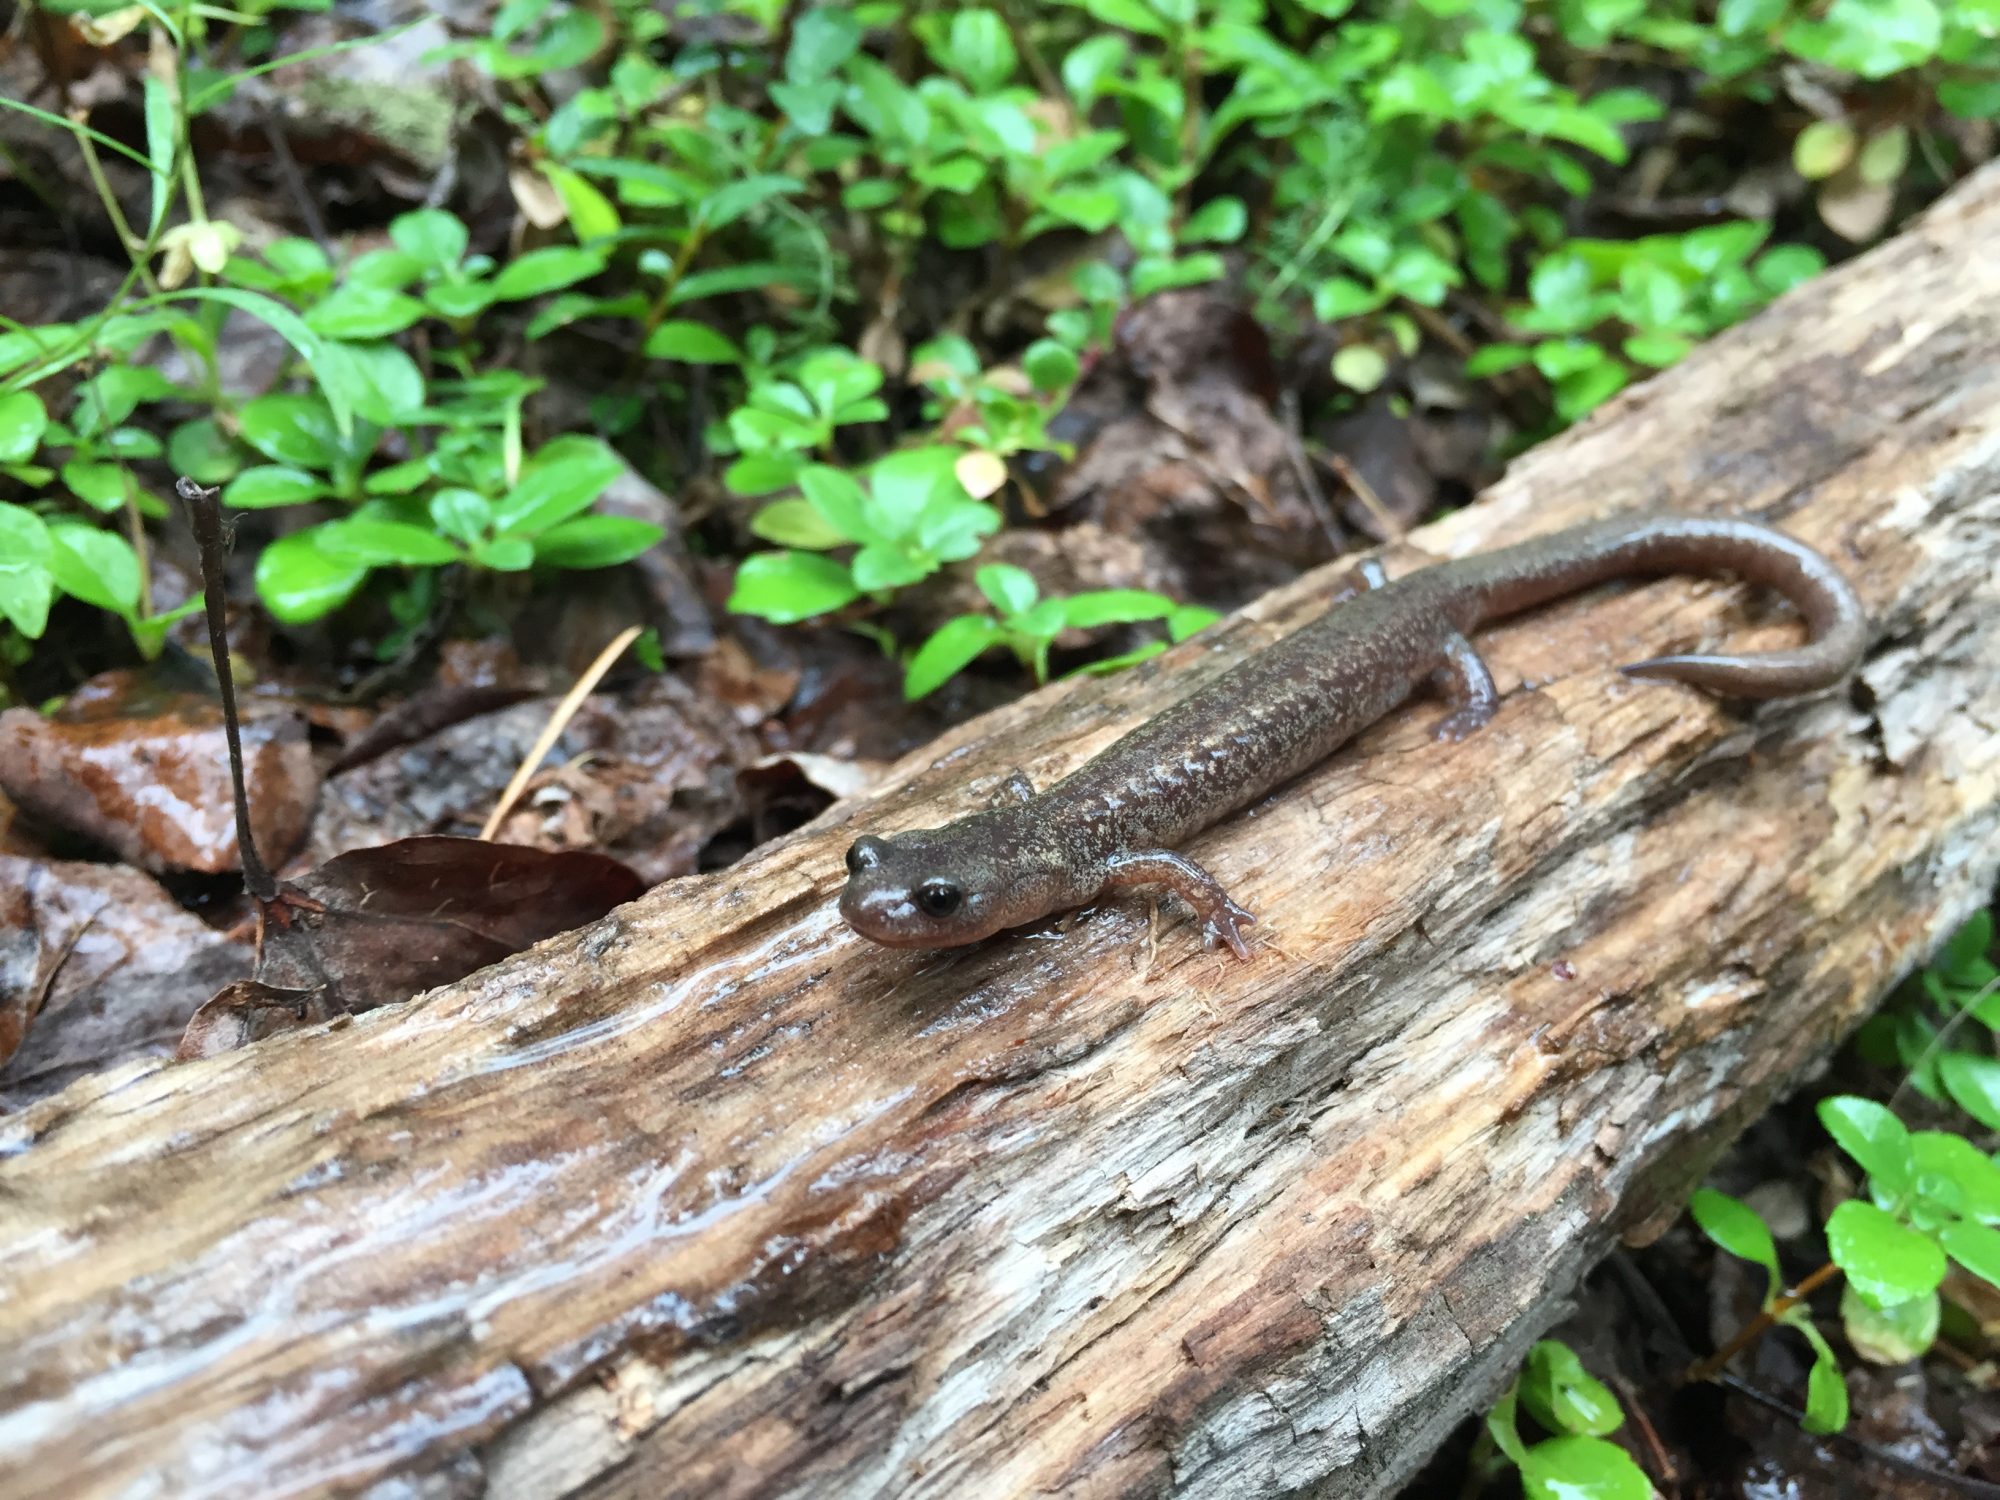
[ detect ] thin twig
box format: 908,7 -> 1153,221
1684,1259 -> 1843,1383
479,625 -> 643,841
1318,445 -> 1404,542
177,476 -> 278,903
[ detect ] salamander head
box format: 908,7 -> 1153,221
838,819 -> 1062,950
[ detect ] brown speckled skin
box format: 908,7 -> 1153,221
840,516 -> 1867,958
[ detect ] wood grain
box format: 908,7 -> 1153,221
3,166 -> 1999,1500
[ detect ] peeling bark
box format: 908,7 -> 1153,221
3,167 -> 2000,1500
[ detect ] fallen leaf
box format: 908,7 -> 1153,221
0,668 -> 316,875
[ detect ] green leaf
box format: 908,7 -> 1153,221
1718,0 -> 1787,34
942,8 -> 1016,91
976,564 -> 1039,617
317,518 -> 464,567
1332,346 -> 1389,392
494,435 -> 623,535
70,365 -> 176,436
1679,221 -> 1771,274
100,426 -> 163,460
1060,589 -> 1178,629
140,70 -> 178,232
1817,1096 -> 1914,1197
644,321 -> 744,364
851,543 -> 930,592
255,529 -> 370,624
46,523 -> 141,614
727,551 -> 861,623
1131,252 -> 1226,299
1940,1052 -> 2000,1131
1623,333 -> 1693,368
1182,195 -> 1247,245
868,446 -> 959,535
1689,1188 -> 1782,1303
237,394 -> 345,469
1554,362 -> 1629,421
1486,1387 -> 1531,1468
697,174 -> 803,232
751,497 -> 847,550
1911,1131 -> 2000,1223
346,248 -> 425,290
473,535 -> 536,571
787,6 -> 863,81
0,502 -> 53,575
62,461 -> 134,513
0,565 -> 54,638
905,614 -> 1002,699
1839,1282 -> 1939,1364
167,418 -> 240,483
1939,1220 -> 2000,1288
1783,0 -> 1942,79
1939,78 -> 2000,120
1314,277 -> 1383,321
313,340 -> 426,427
429,488 -> 493,544
223,465 -> 328,509
1517,1435 -> 1650,1500
543,163 -> 621,243
391,208 -> 469,269
304,285 -> 427,339
1801,1334 -> 1850,1435
1618,260 -> 1686,329
489,246 -> 605,301
1023,339 -> 1080,393
797,465 -> 877,545
425,282 -> 497,321
1794,119 -> 1858,180
724,452 -> 808,497
1519,1341 -> 1624,1438
1939,910 -> 1995,988
0,390 -> 48,464
1533,339 -> 1607,379
1466,345 -> 1533,376
530,515 -> 664,568
667,262 -> 816,307
1825,1199 -> 1947,1309
1078,0 -> 1169,35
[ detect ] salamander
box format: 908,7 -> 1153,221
838,514 -> 1867,959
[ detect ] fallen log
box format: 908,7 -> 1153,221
3,166 -> 1999,1500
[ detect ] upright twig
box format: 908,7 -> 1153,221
176,477 -> 278,904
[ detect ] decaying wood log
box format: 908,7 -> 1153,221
4,168 -> 2000,1500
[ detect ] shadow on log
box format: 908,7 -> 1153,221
4,167 -> 2000,1500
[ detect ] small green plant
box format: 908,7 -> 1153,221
1855,908 -> 2000,1104
0,500 -> 198,656
1468,225 -> 1827,421
1684,910 -> 2000,1434
903,563 -> 1218,699
728,447 -> 1003,624
1478,1340 -> 1650,1500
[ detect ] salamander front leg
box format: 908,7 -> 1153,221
1430,630 -> 1501,742
1103,850 -> 1256,959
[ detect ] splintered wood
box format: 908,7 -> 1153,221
3,169 -> 1999,1500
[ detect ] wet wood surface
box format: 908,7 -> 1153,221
4,166 -> 2000,1500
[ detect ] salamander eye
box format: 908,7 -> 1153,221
915,881 -> 962,918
